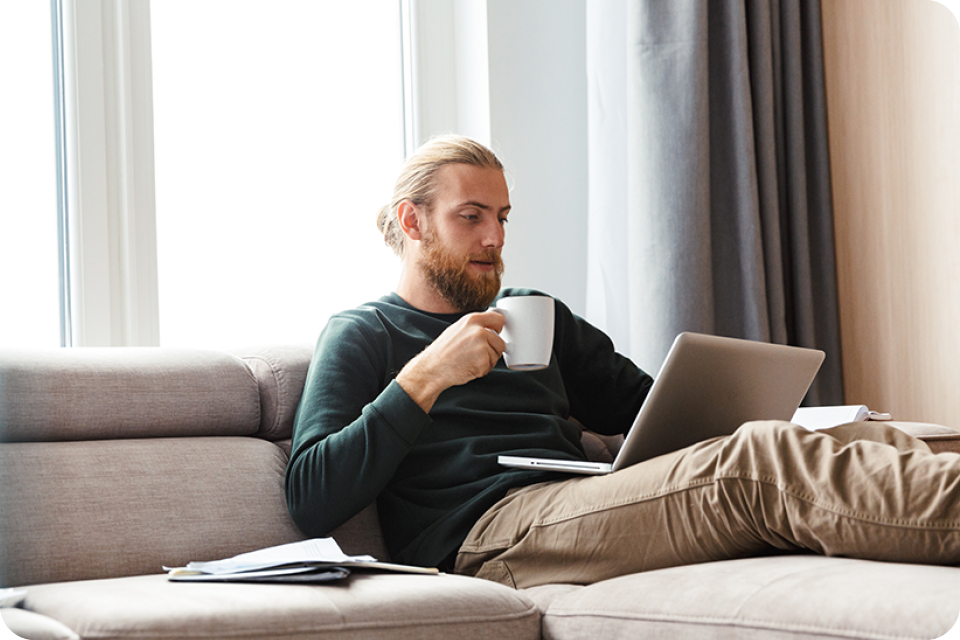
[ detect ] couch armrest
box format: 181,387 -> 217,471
886,421 -> 960,455
2,608 -> 79,640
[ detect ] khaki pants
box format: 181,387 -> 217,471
454,421 -> 960,588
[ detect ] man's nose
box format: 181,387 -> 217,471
482,218 -> 505,249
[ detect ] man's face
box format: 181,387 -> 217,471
415,164 -> 510,312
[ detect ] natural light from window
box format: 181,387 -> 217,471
0,3 -> 60,348
150,0 -> 405,349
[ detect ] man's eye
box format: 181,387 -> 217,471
499,218 -> 509,226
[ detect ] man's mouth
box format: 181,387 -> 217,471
470,260 -> 495,272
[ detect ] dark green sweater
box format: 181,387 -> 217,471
285,289 -> 653,568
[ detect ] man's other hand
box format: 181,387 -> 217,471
396,310 -> 506,413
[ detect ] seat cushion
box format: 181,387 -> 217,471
540,555 -> 960,640
21,573 -> 541,640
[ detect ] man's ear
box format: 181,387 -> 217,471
397,200 -> 424,241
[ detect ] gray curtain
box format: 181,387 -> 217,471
589,0 -> 842,405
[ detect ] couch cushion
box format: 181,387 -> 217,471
231,345 -> 313,441
0,348 -> 261,442
21,572 -> 541,640
520,583 -> 582,615
0,437 -> 305,587
540,555 -> 960,640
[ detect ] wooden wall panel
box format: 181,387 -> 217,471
821,0 -> 960,425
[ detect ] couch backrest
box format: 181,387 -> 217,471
0,348 -> 261,443
0,346 -> 389,588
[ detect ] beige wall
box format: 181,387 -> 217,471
821,0 -> 960,425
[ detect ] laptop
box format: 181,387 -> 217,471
498,332 -> 825,475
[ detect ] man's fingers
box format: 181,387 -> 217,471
489,339 -> 504,369
485,326 -> 506,358
466,309 -> 506,333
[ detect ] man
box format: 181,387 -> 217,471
286,135 -> 960,589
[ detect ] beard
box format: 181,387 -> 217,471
417,230 -> 504,313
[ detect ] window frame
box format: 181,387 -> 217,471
59,0 -> 159,346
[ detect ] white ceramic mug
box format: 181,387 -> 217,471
494,296 -> 555,371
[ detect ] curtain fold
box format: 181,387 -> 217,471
587,0 -> 843,405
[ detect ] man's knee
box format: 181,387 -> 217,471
731,420 -> 800,446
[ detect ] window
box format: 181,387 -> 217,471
0,3 -> 60,348
150,1 -> 405,348
2,2 -> 590,350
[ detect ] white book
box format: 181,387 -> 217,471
791,405 -> 892,431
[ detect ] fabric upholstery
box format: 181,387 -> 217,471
329,504 -> 392,562
519,584 -> 582,616
0,348 -> 260,442
21,573 -> 541,640
0,437 -> 305,587
540,555 -> 960,640
275,437 -> 292,458
232,345 -> 313,441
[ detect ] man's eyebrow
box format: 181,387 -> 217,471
460,200 -> 512,214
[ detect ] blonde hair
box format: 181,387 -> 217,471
377,135 -> 504,257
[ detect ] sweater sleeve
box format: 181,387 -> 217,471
552,298 -> 654,437
285,313 -> 431,538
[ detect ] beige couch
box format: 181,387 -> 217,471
2,346 -> 959,640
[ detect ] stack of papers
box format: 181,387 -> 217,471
165,538 -> 438,583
